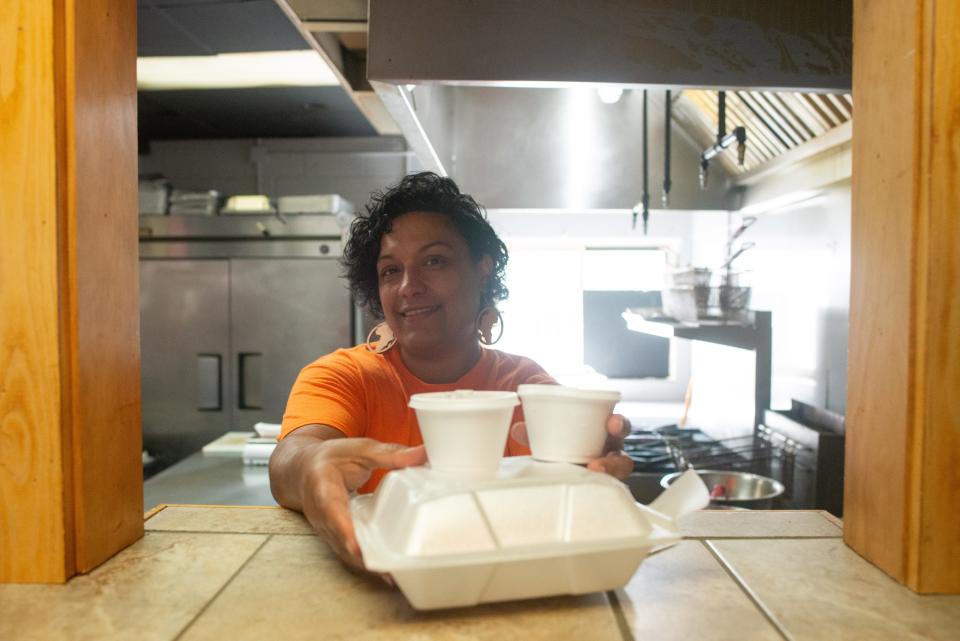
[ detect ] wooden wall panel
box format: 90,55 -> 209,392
0,0 -> 141,583
845,0 -> 916,587
0,0 -> 72,584
70,0 -> 143,573
846,0 -> 960,593
915,0 -> 960,592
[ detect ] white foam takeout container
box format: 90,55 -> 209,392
351,458 -> 709,610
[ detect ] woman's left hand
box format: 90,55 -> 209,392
510,414 -> 635,480
585,414 -> 634,479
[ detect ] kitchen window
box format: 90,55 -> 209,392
497,244 -> 690,402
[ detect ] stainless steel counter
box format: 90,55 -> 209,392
144,452 -> 277,510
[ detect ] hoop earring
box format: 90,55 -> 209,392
476,306 -> 504,346
365,322 -> 396,353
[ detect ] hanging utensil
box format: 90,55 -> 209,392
662,89 -> 672,208
725,216 -> 757,266
633,90 -> 651,233
720,241 -> 755,284
729,216 -> 757,244
699,91 -> 748,190
678,378 -> 693,428
641,89 -> 650,234
720,241 -> 756,271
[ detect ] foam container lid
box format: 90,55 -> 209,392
351,458 -> 708,610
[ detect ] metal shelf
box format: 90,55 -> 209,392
621,309 -> 764,350
138,213 -> 347,241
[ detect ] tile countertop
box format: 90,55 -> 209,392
2,507 -> 958,641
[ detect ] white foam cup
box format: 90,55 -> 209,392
517,385 -> 622,463
408,390 -> 519,478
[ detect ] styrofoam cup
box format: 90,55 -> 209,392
517,385 -> 621,463
409,390 -> 519,478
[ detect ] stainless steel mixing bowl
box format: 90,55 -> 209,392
660,470 -> 785,509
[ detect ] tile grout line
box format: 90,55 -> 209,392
146,528 -> 314,536
816,511 -> 844,529
171,533 -> 274,641
683,535 -> 841,541
701,540 -> 796,641
143,504 -> 168,522
153,504 -> 285,510
604,590 -> 637,641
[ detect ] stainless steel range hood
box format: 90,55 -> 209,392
374,83 -> 736,211
362,0 -> 852,212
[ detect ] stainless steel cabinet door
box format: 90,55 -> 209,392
140,259 -> 230,467
229,258 -> 352,428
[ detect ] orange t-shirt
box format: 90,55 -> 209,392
280,344 -> 555,493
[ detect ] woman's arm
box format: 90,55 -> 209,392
269,424 -> 425,568
584,414 -> 635,479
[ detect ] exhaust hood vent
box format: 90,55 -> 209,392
674,90 -> 853,175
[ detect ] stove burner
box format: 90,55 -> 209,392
623,428 -> 685,473
624,426 -> 778,474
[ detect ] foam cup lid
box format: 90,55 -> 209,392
409,390 -> 519,411
517,384 -> 621,403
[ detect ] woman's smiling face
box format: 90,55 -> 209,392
377,211 -> 492,358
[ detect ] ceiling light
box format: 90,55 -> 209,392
596,86 -> 623,104
739,190 -> 823,215
137,50 -> 339,90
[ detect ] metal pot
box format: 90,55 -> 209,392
661,470 -> 785,509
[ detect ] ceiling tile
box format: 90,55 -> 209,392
139,86 -> 377,140
286,0 -> 367,21
138,0 -> 308,56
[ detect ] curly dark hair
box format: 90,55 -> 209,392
342,172 -> 509,319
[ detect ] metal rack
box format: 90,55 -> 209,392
621,309 -> 772,430
664,427 -> 802,473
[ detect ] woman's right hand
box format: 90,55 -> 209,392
269,427 -> 426,570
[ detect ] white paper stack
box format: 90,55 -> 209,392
277,194 -> 347,215
221,194 -> 274,214
202,431 -> 255,457
253,422 -> 282,439
139,177 -> 169,215
242,423 -> 281,465
169,189 -> 219,216
241,439 -> 277,466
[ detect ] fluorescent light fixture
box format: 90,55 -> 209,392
596,86 -> 624,104
739,189 -> 823,215
137,50 -> 339,90
563,88 -> 601,209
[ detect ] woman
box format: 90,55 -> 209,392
269,172 -> 633,570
